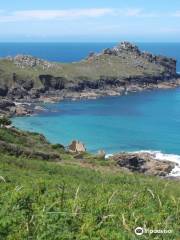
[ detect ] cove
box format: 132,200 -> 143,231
12,88 -> 180,155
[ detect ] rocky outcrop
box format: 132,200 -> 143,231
0,99 -> 16,116
7,55 -> 56,69
102,41 -> 177,78
103,42 -> 141,56
14,78 -> 34,91
68,140 -> 86,153
96,150 -> 106,159
0,99 -> 15,109
29,87 -> 46,99
110,152 -> 176,177
7,87 -> 28,99
0,85 -> 8,97
0,98 -> 35,117
15,105 -> 32,116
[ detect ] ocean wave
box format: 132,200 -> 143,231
105,154 -> 113,159
106,150 -> 180,177
14,102 -> 32,106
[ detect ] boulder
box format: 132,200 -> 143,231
0,85 -> 8,96
15,105 -> 32,116
110,152 -> 176,177
96,150 -> 106,159
68,140 -> 86,153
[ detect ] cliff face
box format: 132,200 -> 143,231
0,41 -> 179,102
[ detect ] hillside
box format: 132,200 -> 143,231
0,126 -> 179,239
0,42 -> 179,101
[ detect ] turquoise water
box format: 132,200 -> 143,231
12,88 -> 180,154
8,42 -> 180,155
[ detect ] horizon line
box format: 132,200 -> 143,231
0,41 -> 180,43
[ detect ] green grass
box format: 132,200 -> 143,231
0,128 -> 179,239
0,52 -> 165,88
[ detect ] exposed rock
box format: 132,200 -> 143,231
103,48 -> 117,55
96,150 -> 106,159
0,99 -> 16,117
29,87 -> 45,99
68,140 -> 86,153
14,78 -> 34,91
113,41 -> 141,55
0,85 -> 8,97
110,152 -> 176,177
87,52 -> 96,59
7,55 -> 56,69
7,87 -> 28,99
103,42 -> 141,56
39,75 -> 65,90
0,99 -> 15,109
15,105 -> 32,116
102,41 -> 177,78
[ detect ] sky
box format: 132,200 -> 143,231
0,0 -> 180,42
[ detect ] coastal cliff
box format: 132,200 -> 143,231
0,41 -> 180,115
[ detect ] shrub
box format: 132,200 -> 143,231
0,117 -> 11,127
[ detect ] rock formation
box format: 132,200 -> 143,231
0,99 -> 16,117
102,41 -> 177,77
68,140 -> 86,153
110,152 -> 176,176
96,150 -> 106,159
6,55 -> 56,69
15,105 -> 32,116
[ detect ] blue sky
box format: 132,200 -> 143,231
0,0 -> 180,42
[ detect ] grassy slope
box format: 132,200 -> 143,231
0,53 -> 165,88
0,128 -> 179,239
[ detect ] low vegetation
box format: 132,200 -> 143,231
0,43 -> 165,89
0,117 -> 11,127
0,127 -> 179,239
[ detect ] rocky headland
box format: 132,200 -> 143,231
0,41 -> 180,116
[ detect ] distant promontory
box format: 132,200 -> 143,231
0,41 -> 180,116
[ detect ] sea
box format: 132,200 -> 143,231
1,42 -> 179,175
